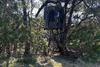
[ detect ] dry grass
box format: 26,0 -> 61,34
36,55 -> 100,67
0,53 -> 100,67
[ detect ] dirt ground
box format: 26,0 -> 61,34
1,52 -> 99,67
36,54 -> 100,67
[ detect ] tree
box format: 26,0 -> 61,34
36,0 -> 100,56
21,0 -> 31,59
0,0 -> 19,56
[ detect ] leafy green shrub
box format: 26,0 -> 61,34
66,23 -> 100,62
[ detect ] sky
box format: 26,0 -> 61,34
33,0 -> 42,16
34,0 -> 39,2
33,0 -> 40,14
33,8 -> 38,15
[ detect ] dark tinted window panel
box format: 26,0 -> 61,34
44,6 -> 64,29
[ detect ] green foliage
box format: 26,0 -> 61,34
0,0 -> 46,66
14,2 -> 18,11
66,22 -> 100,61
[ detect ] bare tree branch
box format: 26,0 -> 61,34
75,0 -> 84,7
63,0 -> 70,28
67,15 -> 94,40
76,16 -> 87,28
35,0 -> 58,17
64,0 -> 77,34
76,15 -> 94,28
83,0 -> 90,8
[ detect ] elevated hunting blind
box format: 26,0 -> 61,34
44,6 -> 64,29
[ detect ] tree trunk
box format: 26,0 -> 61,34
14,43 -> 17,55
22,0 -> 30,57
6,44 -> 11,58
24,42 -> 30,56
56,39 -> 65,55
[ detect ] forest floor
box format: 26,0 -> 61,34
0,52 -> 100,67
35,54 -> 100,67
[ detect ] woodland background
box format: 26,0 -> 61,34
0,0 -> 100,67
